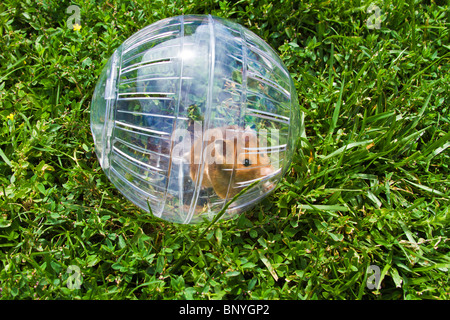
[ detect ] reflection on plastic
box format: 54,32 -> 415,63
90,15 -> 303,224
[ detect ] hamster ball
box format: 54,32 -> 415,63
90,14 -> 302,224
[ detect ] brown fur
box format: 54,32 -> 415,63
189,125 -> 274,199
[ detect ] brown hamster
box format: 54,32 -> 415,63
189,125 -> 274,199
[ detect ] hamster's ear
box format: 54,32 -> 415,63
214,139 -> 235,164
213,139 -> 226,157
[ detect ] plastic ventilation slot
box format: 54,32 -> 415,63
246,44 -> 290,79
246,62 -> 291,94
234,167 -> 281,188
113,136 -> 171,160
112,145 -> 166,174
123,23 -> 181,49
117,92 -> 174,100
114,123 -> 172,145
122,42 -> 180,67
242,144 -> 288,153
244,31 -> 289,69
110,166 -> 160,202
120,58 -> 173,75
116,110 -> 189,121
246,92 -> 291,110
247,72 -> 290,99
122,30 -> 180,55
120,75 -> 193,85
226,52 -> 243,63
112,157 -> 167,192
246,108 -> 290,125
111,152 -> 167,184
114,120 -> 171,136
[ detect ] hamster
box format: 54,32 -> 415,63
189,125 -> 274,199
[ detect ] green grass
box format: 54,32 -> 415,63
0,0 -> 449,300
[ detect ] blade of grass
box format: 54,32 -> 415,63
170,180 -> 260,273
0,148 -> 12,167
404,179 -> 448,198
329,75 -> 345,135
321,140 -> 373,160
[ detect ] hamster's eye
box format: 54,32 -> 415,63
243,159 -> 251,167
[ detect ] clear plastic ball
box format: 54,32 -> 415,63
90,14 -> 302,224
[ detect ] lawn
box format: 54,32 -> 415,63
0,0 -> 449,300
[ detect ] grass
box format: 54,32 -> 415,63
0,0 -> 449,300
